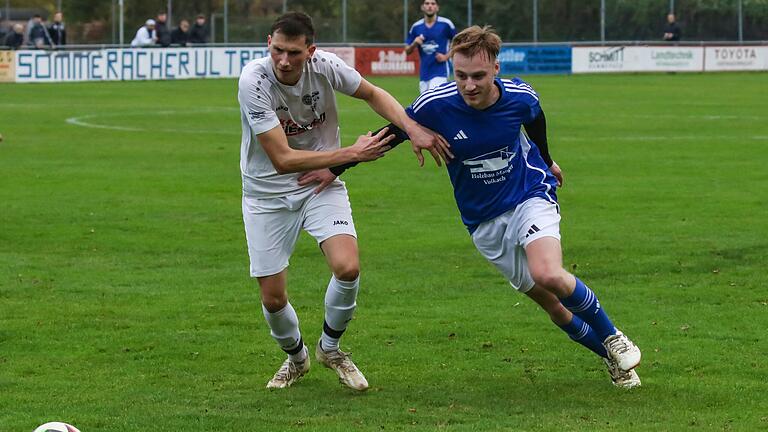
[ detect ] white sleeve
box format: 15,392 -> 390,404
315,51 -> 362,96
238,71 -> 280,136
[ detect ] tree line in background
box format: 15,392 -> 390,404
4,0 -> 768,44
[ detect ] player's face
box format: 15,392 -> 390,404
268,31 -> 316,85
452,51 -> 500,110
422,0 -> 439,17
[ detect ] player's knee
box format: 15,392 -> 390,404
261,293 -> 288,313
333,263 -> 360,282
531,269 -> 569,293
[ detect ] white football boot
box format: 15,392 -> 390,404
603,329 -> 641,371
315,340 -> 369,391
604,357 -> 641,388
266,355 -> 310,389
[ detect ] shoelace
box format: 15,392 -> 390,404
274,361 -> 302,381
606,334 -> 630,354
326,351 -> 358,373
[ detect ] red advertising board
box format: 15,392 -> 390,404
355,47 -> 420,76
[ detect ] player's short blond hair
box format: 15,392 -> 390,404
448,25 -> 501,61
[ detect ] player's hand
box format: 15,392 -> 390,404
414,35 -> 425,45
435,53 -> 449,62
298,169 -> 337,194
349,127 -> 394,162
549,161 -> 563,187
407,123 -> 453,167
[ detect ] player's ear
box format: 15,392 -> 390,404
267,34 -> 272,46
494,60 -> 500,76
307,44 -> 317,57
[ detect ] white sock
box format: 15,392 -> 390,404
289,345 -> 308,363
321,275 -> 359,351
262,302 -> 306,361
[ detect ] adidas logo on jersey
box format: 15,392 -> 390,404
453,130 -> 468,140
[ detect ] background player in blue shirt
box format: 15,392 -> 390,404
405,0 -> 456,94
339,26 -> 642,388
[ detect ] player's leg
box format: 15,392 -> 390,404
243,195 -> 308,388
319,234 -> 360,352
524,284 -> 608,359
303,183 -> 368,390
472,209 -> 639,386
258,270 -> 310,388
521,199 -> 641,371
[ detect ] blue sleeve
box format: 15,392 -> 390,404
406,25 -> 416,45
511,77 -> 541,123
406,102 -> 440,133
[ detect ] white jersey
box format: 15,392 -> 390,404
237,49 -> 363,198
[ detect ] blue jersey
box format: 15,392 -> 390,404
406,16 -> 456,81
405,78 -> 558,234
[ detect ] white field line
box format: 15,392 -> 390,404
65,108 -> 768,142
65,107 -> 240,135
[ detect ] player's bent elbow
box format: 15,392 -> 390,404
271,158 -> 294,175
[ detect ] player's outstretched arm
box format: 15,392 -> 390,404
352,79 -> 452,167
329,124 -> 410,176
258,126 -> 394,174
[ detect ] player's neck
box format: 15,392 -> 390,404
474,82 -> 501,110
424,14 -> 437,25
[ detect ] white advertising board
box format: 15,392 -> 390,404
14,47 -> 269,83
573,46 -> 704,73
705,46 -> 768,71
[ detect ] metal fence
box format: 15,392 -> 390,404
1,0 -> 766,46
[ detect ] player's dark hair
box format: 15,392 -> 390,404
449,25 -> 501,61
271,12 -> 315,46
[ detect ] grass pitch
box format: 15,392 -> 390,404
1,72 -> 767,431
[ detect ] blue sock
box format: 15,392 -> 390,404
557,315 -> 608,358
560,278 -> 616,341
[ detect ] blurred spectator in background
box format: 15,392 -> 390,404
171,19 -> 190,46
131,19 -> 157,47
48,12 -> 66,47
4,23 -> 24,50
189,14 -> 209,44
663,13 -> 681,42
28,15 -> 52,49
155,11 -> 171,47
405,0 -> 456,94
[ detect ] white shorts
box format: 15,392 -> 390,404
471,198 -> 561,293
242,183 -> 357,278
419,76 -> 449,94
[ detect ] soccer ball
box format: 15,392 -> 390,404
33,422 -> 81,432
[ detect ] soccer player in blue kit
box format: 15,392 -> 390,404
343,26 -> 642,388
405,0 -> 456,94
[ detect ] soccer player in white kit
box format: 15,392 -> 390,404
378,26 -> 643,388
238,12 -> 447,391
